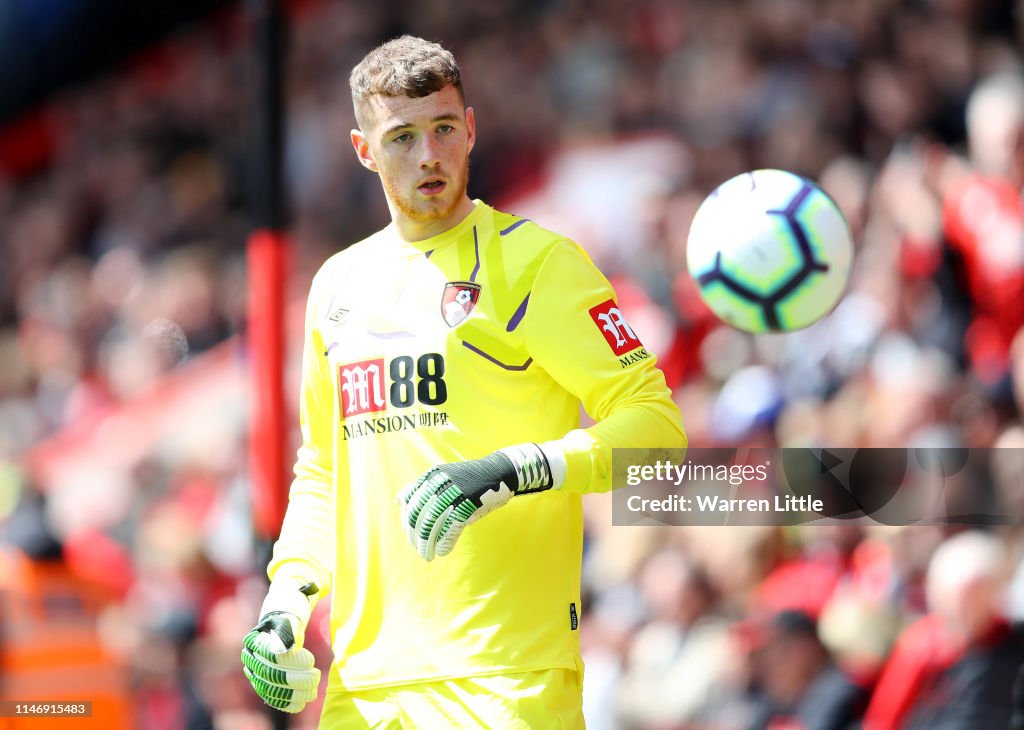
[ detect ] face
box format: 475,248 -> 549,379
351,85 -> 476,240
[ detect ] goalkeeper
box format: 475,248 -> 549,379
242,35 -> 685,727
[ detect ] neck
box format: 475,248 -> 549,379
391,196 -> 476,242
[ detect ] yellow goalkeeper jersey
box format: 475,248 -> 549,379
269,201 -> 684,690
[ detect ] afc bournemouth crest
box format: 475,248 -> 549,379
441,282 -> 481,327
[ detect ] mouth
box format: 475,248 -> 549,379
417,178 -> 447,196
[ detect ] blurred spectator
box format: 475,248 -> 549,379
744,609 -> 868,730
617,546 -> 736,728
818,588 -> 901,692
865,530 -> 1024,730
751,526 -> 864,621
0,491 -> 134,728
941,72 -> 1024,391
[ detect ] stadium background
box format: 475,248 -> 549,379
1,0 -> 1024,728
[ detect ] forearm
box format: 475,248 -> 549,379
269,268 -> 337,598
267,470 -> 333,603
548,394 -> 686,494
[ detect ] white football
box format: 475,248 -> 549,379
686,169 -> 854,333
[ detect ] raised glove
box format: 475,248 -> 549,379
399,442 -> 562,561
241,581 -> 321,713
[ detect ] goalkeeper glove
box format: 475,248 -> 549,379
399,442 -> 564,561
241,580 -> 321,713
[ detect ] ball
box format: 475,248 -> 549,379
686,169 -> 854,333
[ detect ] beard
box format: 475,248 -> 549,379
381,156 -> 471,225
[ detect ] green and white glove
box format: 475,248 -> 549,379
399,442 -> 565,561
241,580 -> 321,713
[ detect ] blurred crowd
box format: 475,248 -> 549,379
2,0 -> 1024,728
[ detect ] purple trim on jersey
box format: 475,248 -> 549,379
506,293 -> 530,332
367,330 -> 415,339
499,218 -> 530,236
424,249 -> 434,259
462,341 -> 533,371
469,227 -> 481,282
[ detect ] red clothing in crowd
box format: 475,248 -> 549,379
942,174 -> 1024,382
863,614 -> 959,730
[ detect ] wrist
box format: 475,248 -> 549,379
545,429 -> 599,493
538,440 -> 567,489
260,579 -> 317,628
496,442 -> 566,493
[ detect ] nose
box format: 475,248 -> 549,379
419,136 -> 441,168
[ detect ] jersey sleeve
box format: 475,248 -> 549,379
524,240 -> 686,493
266,272 -> 335,602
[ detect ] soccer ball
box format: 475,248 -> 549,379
686,169 -> 853,333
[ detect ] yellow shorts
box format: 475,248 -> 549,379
318,668 -> 585,729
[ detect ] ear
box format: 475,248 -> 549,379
351,128 -> 378,173
465,106 -> 476,156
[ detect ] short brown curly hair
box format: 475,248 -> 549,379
350,35 -> 464,130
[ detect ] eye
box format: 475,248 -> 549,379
393,132 -> 413,143
437,124 -> 454,134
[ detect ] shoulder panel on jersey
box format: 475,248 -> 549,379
478,208 -> 568,327
453,209 -> 570,369
316,224 -> 398,287
316,228 -> 389,280
495,212 -> 532,237
307,227 -> 391,329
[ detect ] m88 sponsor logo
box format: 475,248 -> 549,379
338,354 -> 447,418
